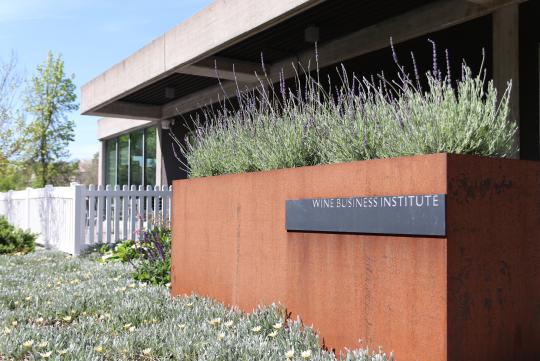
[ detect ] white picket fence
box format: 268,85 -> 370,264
0,183 -> 172,255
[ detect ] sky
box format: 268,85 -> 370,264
0,0 -> 213,160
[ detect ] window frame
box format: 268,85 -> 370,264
104,126 -> 158,187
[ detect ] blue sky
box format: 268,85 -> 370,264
0,0 -> 212,160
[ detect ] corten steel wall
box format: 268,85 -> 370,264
171,153 -> 540,361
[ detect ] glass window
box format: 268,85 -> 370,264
118,134 -> 129,186
130,129 -> 144,187
105,139 -> 117,185
104,126 -> 159,187
145,127 -> 157,186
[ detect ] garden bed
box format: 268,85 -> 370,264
171,153 -> 540,361
0,250 -> 388,360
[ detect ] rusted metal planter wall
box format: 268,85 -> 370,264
171,153 -> 540,361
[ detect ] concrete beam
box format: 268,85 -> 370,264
177,57 -> 265,83
162,0 -> 526,118
96,101 -> 162,121
81,0 -> 324,115
97,117 -> 156,140
279,0 -> 526,80
162,80 -> 257,117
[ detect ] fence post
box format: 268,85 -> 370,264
25,187 -> 31,231
71,183 -> 85,255
7,190 -> 13,223
44,185 -> 54,246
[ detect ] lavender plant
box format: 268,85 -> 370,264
175,43 -> 517,178
132,223 -> 171,285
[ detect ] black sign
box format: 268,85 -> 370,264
286,194 -> 446,237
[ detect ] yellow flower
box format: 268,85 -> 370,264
11,320 -> 17,326
208,318 -> 221,326
62,316 -> 72,322
94,345 -> 103,353
36,317 -> 44,323
47,283 -> 52,288
14,301 -> 19,306
218,332 -> 225,340
165,282 -> 171,288
251,325 -> 262,333
23,340 -> 34,349
129,326 -> 136,332
224,320 -> 234,327
142,348 -> 152,355
40,351 -> 52,358
272,322 -> 283,329
58,349 -> 68,355
128,283 -> 136,288
123,323 -> 132,330
185,302 -> 193,308
82,311 -> 87,316
38,341 -> 48,348
285,349 -> 294,358
268,330 -> 278,338
25,296 -> 32,301
301,350 -> 312,359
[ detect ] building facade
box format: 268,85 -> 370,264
88,0 -> 540,186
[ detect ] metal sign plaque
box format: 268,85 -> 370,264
286,194 -> 446,237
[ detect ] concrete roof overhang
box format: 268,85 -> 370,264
81,0 -> 524,121
81,0 -> 324,119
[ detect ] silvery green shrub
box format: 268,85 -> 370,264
175,46 -> 516,178
0,251 -> 390,361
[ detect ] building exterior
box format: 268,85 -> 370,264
84,0 -> 539,186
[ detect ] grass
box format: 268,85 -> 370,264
0,250 -> 390,361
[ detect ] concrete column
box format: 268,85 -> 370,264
493,4 -> 519,157
156,124 -> 168,186
98,140 -> 106,186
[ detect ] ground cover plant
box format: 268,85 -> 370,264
0,250 -> 390,360
176,44 -> 517,178
0,216 -> 36,255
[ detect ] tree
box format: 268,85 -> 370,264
0,53 -> 25,167
23,51 -> 78,187
0,53 -> 30,191
76,152 -> 99,185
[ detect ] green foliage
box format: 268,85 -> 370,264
0,162 -> 33,192
97,240 -> 138,263
0,250 -> 391,360
0,216 -> 36,255
23,51 -> 79,187
133,255 -> 171,285
176,49 -> 517,178
98,223 -> 172,286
